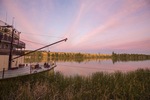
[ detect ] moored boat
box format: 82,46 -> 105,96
0,20 -> 25,71
0,19 -> 67,79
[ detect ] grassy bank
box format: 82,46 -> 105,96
0,69 -> 150,100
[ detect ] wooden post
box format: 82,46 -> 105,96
2,68 -> 5,79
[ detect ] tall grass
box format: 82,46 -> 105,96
0,69 -> 150,100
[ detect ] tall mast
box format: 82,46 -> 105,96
8,17 -> 15,70
5,12 -> 7,24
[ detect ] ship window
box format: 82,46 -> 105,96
6,35 -> 8,41
1,44 -> 3,48
6,44 -> 8,49
8,36 -> 11,41
4,44 -> 7,49
8,45 -> 10,49
0,32 -> 3,40
3,44 -> 5,49
4,34 -> 7,40
2,44 -> 5,49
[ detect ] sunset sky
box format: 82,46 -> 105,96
0,0 -> 150,54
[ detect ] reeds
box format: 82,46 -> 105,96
0,68 -> 149,100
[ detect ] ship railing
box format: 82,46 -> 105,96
18,40 -> 25,48
0,61 -> 56,79
0,49 -> 25,55
0,36 -> 25,48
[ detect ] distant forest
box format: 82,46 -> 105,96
24,51 -> 150,63
24,51 -> 111,63
112,52 -> 150,63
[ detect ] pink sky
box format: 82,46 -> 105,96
0,0 -> 150,54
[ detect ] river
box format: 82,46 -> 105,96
54,59 -> 150,76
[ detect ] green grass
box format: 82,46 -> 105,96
0,69 -> 150,100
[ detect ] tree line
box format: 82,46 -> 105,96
24,51 -> 150,63
24,51 -> 111,63
112,52 -> 150,63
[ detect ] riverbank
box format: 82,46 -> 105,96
0,68 -> 149,99
24,51 -> 150,64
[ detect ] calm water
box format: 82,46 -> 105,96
55,59 -> 150,76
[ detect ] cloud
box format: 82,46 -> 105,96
62,1 -> 93,38
109,38 -> 150,50
2,0 -> 53,49
1,0 -> 149,54
52,0 -> 150,53
76,0 -> 149,45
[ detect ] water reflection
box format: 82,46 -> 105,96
55,59 -> 150,76
25,57 -> 150,76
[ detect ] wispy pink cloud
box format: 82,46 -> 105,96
52,0 -> 150,53
2,0 -> 53,49
108,38 -> 150,51
76,0 -> 149,45
1,0 -> 149,53
62,0 -> 94,38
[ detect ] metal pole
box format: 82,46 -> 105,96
29,61 -> 31,74
2,68 -> 5,79
12,38 -> 67,60
0,32 -> 2,43
8,28 -> 15,70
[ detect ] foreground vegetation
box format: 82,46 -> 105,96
0,69 -> 150,100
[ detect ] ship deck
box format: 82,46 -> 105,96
0,64 -> 56,79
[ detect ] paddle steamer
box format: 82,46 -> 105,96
0,20 -> 25,71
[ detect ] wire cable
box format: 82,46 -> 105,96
22,39 -> 46,46
21,32 -> 64,39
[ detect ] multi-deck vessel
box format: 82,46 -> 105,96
0,20 -> 25,71
0,20 -> 67,79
